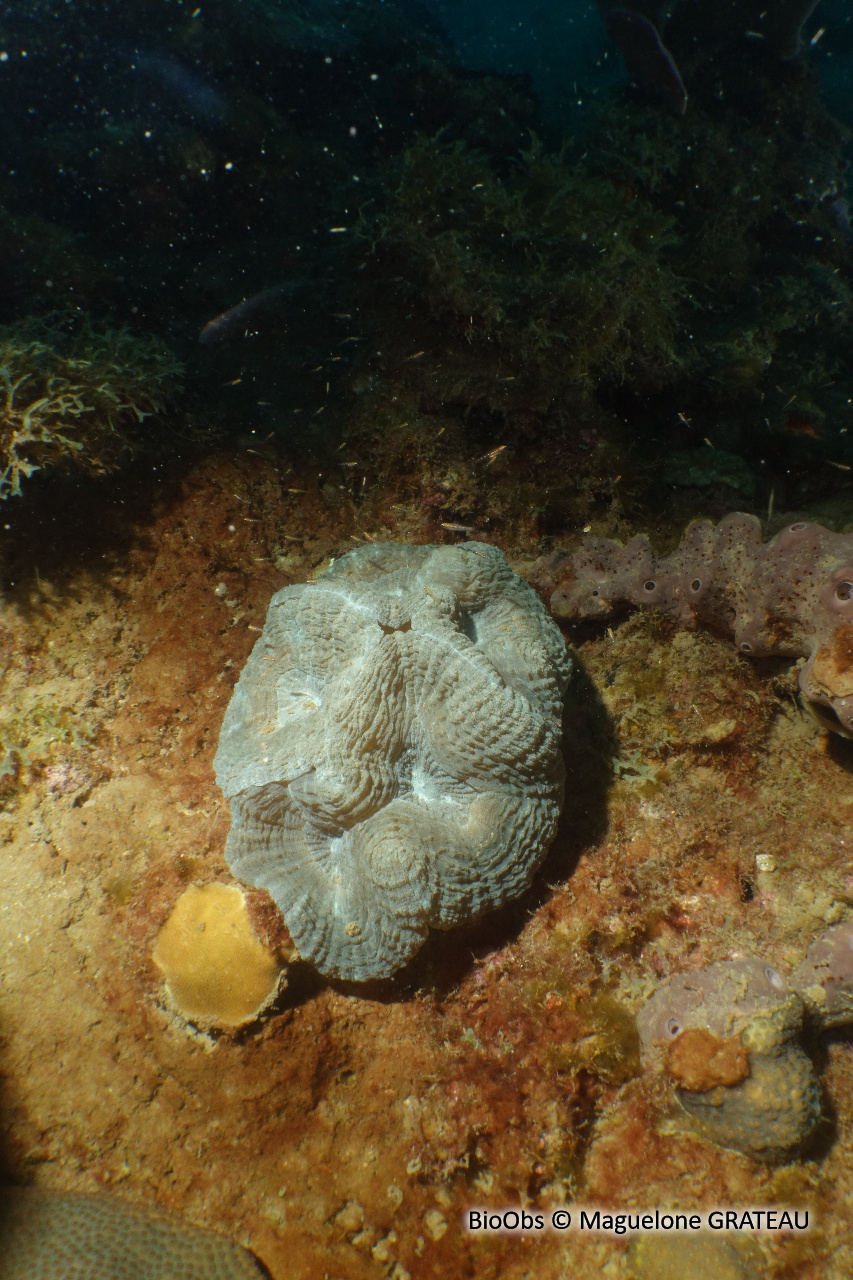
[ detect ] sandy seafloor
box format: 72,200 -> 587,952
1,446 -> 852,1280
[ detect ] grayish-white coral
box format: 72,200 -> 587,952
214,541 -> 571,981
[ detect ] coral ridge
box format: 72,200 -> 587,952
215,541 -> 571,980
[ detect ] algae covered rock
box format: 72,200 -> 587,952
627,1233 -> 764,1280
0,1187 -> 270,1279
214,541 -> 571,981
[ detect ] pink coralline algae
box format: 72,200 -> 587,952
550,512 -> 853,735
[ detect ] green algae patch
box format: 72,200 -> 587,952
102,873 -> 135,908
544,990 -> 642,1085
363,133 -> 683,411
574,991 -> 643,1084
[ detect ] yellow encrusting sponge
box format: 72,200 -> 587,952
152,883 -> 282,1028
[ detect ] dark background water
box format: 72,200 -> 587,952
1,0 -> 853,519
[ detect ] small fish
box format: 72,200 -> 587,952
785,419 -> 821,439
475,445 -> 507,465
602,8 -> 687,115
129,48 -> 227,122
199,284 -> 302,346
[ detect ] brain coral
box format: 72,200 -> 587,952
0,1187 -> 270,1279
548,513 -> 853,735
214,541 -> 571,981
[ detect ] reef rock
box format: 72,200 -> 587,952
549,512 -> 853,735
637,958 -> 821,1161
214,541 -> 571,981
628,1231 -> 766,1280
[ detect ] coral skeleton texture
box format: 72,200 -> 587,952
215,540 -> 571,980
